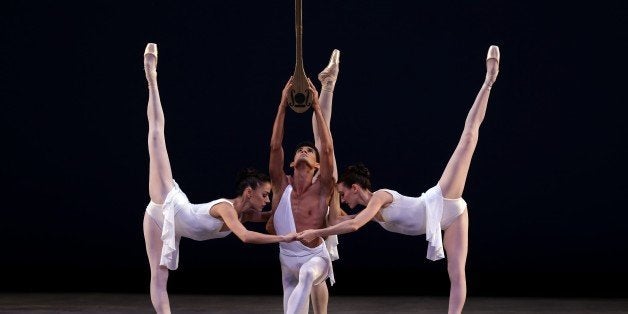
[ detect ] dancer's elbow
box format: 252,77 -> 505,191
347,221 -> 361,232
270,141 -> 283,151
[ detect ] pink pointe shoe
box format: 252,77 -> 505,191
144,43 -> 158,84
318,49 -> 340,92
485,45 -> 500,87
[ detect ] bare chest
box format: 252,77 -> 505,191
290,190 -> 326,231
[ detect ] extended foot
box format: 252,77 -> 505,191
318,49 -> 340,92
144,43 -> 158,85
485,45 -> 500,87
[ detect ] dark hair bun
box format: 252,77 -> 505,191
236,167 -> 259,182
349,163 -> 370,179
234,167 -> 270,196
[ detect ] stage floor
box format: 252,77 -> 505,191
0,294 -> 627,313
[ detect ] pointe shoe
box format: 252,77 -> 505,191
318,49 -> 340,92
485,45 -> 500,87
144,43 -> 158,84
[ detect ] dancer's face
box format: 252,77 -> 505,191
291,146 -> 318,169
337,182 -> 358,209
250,182 -> 271,210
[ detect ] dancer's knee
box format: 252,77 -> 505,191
151,268 -> 169,289
298,266 -> 318,285
148,129 -> 165,145
150,273 -> 171,314
447,262 -> 466,284
459,131 -> 479,148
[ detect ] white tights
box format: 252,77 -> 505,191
281,257 -> 329,314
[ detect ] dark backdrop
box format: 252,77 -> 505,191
2,0 -> 627,297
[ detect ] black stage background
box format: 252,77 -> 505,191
1,1 -> 627,298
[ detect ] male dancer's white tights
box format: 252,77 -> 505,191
282,257 -> 329,314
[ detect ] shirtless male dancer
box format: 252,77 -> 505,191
267,70 -> 338,313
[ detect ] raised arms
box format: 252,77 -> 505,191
269,78 -> 294,195
307,78 -> 335,192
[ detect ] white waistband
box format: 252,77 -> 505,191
279,241 -> 326,257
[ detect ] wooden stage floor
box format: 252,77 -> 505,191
0,293 -> 626,313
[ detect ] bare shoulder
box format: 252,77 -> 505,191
209,200 -> 235,218
373,189 -> 394,205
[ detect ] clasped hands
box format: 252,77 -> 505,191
279,230 -> 320,243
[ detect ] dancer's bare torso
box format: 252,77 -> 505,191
276,178 -> 328,248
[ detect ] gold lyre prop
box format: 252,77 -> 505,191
288,0 -> 312,113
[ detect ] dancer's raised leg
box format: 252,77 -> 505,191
145,43 -> 175,203
438,45 -> 500,314
143,42 -> 174,314
438,45 -> 499,199
312,49 -> 340,180
309,49 -> 340,314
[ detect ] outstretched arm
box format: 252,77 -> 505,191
214,203 -> 296,244
312,89 -> 337,181
266,77 -> 293,234
308,78 -> 335,191
298,190 -> 391,241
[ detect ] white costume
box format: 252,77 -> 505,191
274,185 -> 335,286
375,184 -> 467,261
145,181 -> 232,270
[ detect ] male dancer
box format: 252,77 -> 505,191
267,54 -> 339,313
